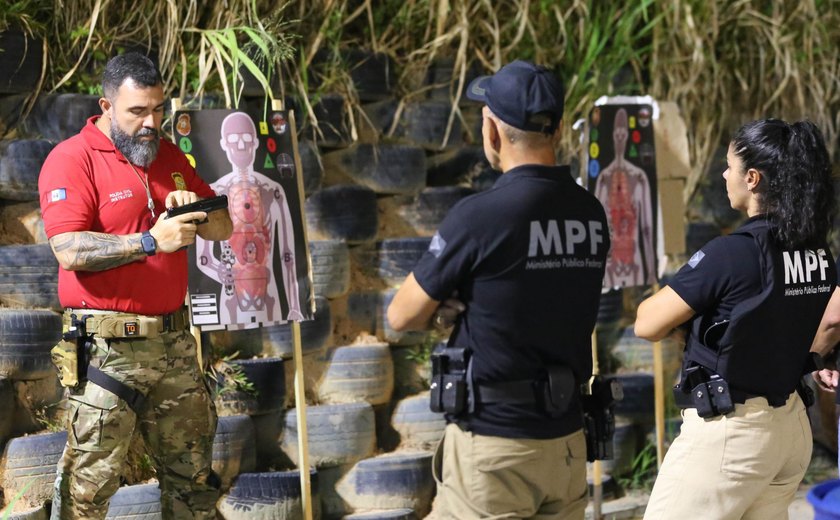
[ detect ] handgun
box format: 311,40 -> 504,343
165,195 -> 229,223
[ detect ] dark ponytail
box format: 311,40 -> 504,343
731,118 -> 834,250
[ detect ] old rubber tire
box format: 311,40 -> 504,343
322,144 -> 427,195
0,377 -> 14,447
217,469 -> 321,520
300,93 -> 351,148
0,139 -> 53,201
0,244 -> 59,310
345,291 -> 430,347
344,50 -> 396,102
344,510 -> 418,519
264,296 -> 331,358
614,372 -> 655,431
281,402 -> 376,467
611,327 -> 682,382
27,93 -> 100,142
391,346 -> 433,399
316,344 -> 394,406
305,185 -> 378,244
298,139 -> 324,195
352,238 -> 431,287
200,327 -> 264,360
597,288 -> 624,325
317,462 -> 353,518
6,505 -> 49,520
1,430 -> 67,508
104,483 -> 162,519
215,358 -> 286,416
426,146 -> 487,187
310,240 -> 351,299
393,101 -> 462,150
391,392 -> 445,450
0,308 -> 62,380
0,30 -> 43,95
336,451 -> 434,517
394,187 -> 476,236
213,415 -> 257,489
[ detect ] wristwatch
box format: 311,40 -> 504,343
140,231 -> 157,256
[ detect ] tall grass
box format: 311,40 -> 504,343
3,0 -> 839,199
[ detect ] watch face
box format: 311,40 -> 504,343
142,232 -> 156,254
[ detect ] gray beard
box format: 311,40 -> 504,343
111,121 -> 160,167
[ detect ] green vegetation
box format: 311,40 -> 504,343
0,477 -> 36,519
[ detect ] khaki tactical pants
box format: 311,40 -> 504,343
432,423 -> 588,519
52,329 -> 219,520
644,392 -> 811,520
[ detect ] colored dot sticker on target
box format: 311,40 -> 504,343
629,116 -> 637,129
589,142 -> 600,159
632,130 -> 642,144
267,137 -> 277,153
259,121 -> 269,135
590,128 -> 599,141
185,154 -> 196,168
264,154 -> 275,169
588,159 -> 601,178
179,137 -> 192,153
629,144 -> 638,158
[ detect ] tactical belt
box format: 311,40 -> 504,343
673,386 -> 787,409
61,307 -> 188,415
476,379 -> 539,404
62,308 -> 189,339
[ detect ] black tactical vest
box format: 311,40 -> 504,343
683,218 -> 836,398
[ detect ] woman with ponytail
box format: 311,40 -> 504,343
635,119 -> 836,519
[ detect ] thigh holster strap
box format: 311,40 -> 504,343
87,366 -> 146,414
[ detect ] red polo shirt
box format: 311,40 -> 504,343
39,117 -> 216,315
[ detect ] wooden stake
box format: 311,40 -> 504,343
292,321 -> 313,520
651,282 -> 665,468
590,328 -> 603,520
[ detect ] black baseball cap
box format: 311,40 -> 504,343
466,60 -> 564,135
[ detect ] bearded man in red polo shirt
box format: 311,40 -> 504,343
38,52 -> 232,519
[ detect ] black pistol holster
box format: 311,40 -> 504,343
50,313 -> 147,414
581,375 -> 623,462
430,345 -> 470,414
676,366 -> 735,418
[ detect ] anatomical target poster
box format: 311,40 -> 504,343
587,103 -> 657,288
173,108 -> 313,329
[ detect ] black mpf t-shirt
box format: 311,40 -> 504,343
669,231 -> 763,330
412,164 -> 610,439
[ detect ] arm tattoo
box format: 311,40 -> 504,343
50,231 -> 146,272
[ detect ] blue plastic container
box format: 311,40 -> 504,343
808,479 -> 840,519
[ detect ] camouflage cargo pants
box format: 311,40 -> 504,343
52,329 -> 219,519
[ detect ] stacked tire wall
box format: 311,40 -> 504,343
0,49 -> 712,517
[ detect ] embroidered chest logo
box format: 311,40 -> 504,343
109,189 -> 134,203
171,172 -> 187,191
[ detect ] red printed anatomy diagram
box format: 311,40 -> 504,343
197,111 -> 303,325
594,108 -> 656,287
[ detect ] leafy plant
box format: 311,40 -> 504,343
207,354 -> 258,399
617,441 -> 659,491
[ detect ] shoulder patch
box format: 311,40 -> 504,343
429,233 -> 447,258
171,172 -> 187,191
50,188 -> 66,202
688,250 -> 705,268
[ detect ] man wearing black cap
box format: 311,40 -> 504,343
388,60 -> 610,519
